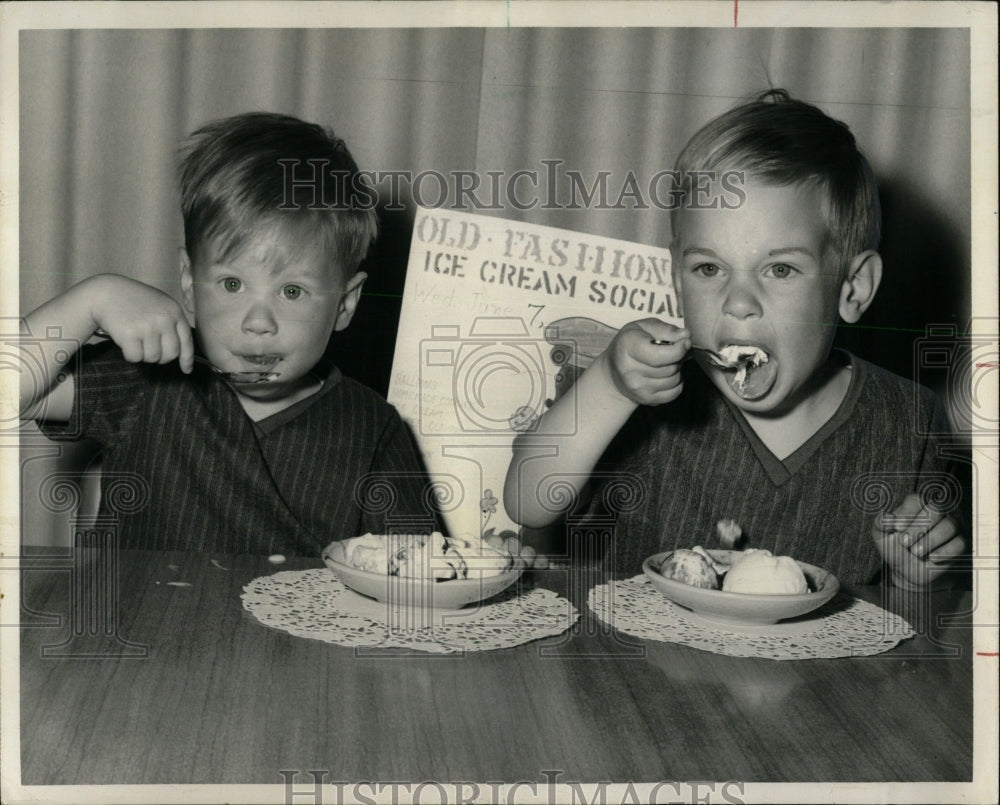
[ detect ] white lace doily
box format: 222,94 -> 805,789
588,575 -> 915,660
242,569 -> 579,654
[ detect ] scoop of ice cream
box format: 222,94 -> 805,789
338,533 -> 393,573
332,533 -> 516,582
394,532 -> 470,580
691,545 -> 731,575
395,535 -> 436,578
718,345 -> 776,400
721,552 -> 809,594
658,549 -> 720,589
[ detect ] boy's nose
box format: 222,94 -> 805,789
241,300 -> 278,335
721,272 -> 763,319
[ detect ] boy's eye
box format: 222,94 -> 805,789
766,264 -> 796,279
693,263 -> 721,278
221,278 -> 242,293
281,285 -> 305,300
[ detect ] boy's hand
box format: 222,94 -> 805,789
89,275 -> 195,373
872,492 -> 967,591
484,530 -> 544,568
601,319 -> 690,406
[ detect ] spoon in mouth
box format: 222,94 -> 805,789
193,355 -> 280,384
649,340 -> 741,369
91,331 -> 280,383
651,339 -> 775,399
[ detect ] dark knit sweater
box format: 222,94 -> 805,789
39,341 -> 441,555
585,351 -> 965,585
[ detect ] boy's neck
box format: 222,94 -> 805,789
232,375 -> 325,422
737,357 -> 854,461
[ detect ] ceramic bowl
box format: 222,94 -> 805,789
642,549 -> 840,625
322,539 -> 524,610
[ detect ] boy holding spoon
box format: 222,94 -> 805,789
505,90 -> 967,590
19,112 -> 440,555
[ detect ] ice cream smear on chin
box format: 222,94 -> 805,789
717,344 -> 776,400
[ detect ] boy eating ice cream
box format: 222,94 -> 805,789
20,112 -> 440,554
505,90 -> 967,590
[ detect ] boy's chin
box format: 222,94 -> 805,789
703,359 -> 780,408
229,375 -> 305,401
714,381 -> 782,413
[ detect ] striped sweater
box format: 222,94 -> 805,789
39,341 -> 441,555
583,351 -> 967,585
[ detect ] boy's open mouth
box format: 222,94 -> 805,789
716,344 -> 777,400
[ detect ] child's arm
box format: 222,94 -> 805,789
503,319 -> 689,528
871,492 -> 967,591
19,274 -> 194,422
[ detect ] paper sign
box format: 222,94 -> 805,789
388,207 -> 681,539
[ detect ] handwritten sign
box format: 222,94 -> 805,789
388,208 -> 680,539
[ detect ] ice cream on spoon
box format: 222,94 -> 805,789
715,344 -> 776,400
646,339 -> 777,400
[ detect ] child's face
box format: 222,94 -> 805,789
180,223 -> 365,401
672,179 -> 847,414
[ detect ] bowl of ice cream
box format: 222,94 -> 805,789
642,548 -> 839,625
322,532 -> 524,610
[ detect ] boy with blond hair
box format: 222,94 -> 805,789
505,90 -> 966,589
21,112 -> 439,554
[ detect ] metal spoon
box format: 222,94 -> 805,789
92,330 -> 280,383
649,340 -> 740,369
193,355 -> 280,384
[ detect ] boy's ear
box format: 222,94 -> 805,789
839,250 -> 882,324
334,271 -> 367,331
179,247 -> 196,322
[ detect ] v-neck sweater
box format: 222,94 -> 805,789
585,351 -> 962,584
39,341 -> 441,555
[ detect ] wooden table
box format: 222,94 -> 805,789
17,548 -> 973,787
